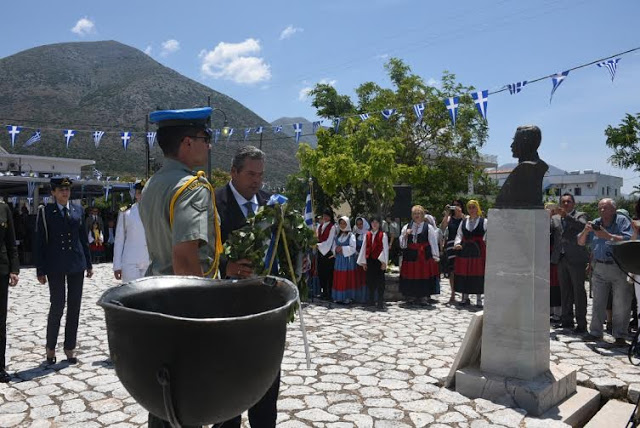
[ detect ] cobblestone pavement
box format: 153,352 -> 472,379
1,264 -> 639,427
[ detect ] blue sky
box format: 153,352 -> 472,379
1,0 -> 639,192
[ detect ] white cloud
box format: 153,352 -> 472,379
144,45 -> 152,56
375,53 -> 389,60
199,38 -> 271,84
71,17 -> 95,36
299,78 -> 337,101
279,25 -> 303,40
160,39 -> 180,56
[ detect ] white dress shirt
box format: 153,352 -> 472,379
229,181 -> 258,218
357,230 -> 389,266
317,222 -> 337,256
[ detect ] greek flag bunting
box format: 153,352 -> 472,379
121,132 -> 131,150
146,132 -> 156,148
244,128 -> 252,141
24,129 -> 41,147
304,190 -> 313,229
214,129 -> 221,144
63,129 -> 76,148
597,58 -> 620,82
444,97 -> 460,126
227,128 -> 234,141
312,121 -> 323,133
413,103 -> 425,122
6,125 -> 21,147
359,113 -> 370,121
273,125 -> 282,134
255,126 -> 263,134
267,194 -> 289,206
472,90 -> 489,120
507,81 -> 527,94
93,131 -> 105,148
381,109 -> 396,120
550,71 -> 569,103
333,118 -> 342,133
293,123 -> 303,144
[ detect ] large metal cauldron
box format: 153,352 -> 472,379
610,241 -> 640,275
97,276 -> 298,426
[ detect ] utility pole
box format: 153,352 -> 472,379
259,131 -> 263,151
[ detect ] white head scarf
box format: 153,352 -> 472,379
353,216 -> 370,236
338,215 -> 352,233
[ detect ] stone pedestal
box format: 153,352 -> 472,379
481,208 -> 550,380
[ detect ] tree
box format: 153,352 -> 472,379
298,58 -> 489,217
605,113 -> 640,194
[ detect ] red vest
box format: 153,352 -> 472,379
366,230 -> 384,259
318,222 -> 334,243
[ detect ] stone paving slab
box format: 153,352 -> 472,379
1,264 -> 638,427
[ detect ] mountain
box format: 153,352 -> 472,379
0,40 -> 298,186
271,116 -> 318,147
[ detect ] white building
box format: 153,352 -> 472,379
486,165 -> 623,203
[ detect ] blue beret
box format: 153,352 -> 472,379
149,107 -> 213,128
51,177 -> 73,189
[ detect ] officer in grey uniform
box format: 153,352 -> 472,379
138,107 -> 221,428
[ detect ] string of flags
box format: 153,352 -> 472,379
2,47 -> 637,149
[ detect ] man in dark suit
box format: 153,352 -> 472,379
34,177 -> 93,364
0,199 -> 19,383
214,145 -> 278,428
551,193 -> 589,333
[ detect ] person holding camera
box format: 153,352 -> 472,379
550,193 -> 590,333
440,200 -> 464,304
578,198 -> 632,345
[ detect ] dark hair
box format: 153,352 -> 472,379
561,193 -> 575,204
322,208 -> 334,222
157,126 -> 202,157
231,146 -> 265,172
370,215 -> 381,224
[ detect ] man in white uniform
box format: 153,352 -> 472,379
113,180 -> 150,282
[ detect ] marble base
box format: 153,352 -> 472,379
481,208 -> 550,380
455,363 -> 576,416
445,312 -> 483,388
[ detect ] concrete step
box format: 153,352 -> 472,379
536,386 -> 600,427
584,399 -> 636,428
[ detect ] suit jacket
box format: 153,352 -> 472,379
35,203 -> 92,276
0,203 -> 19,276
550,211 -> 589,266
215,183 -> 271,244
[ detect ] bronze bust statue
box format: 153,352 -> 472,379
495,125 -> 548,209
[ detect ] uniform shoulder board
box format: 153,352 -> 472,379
120,205 -> 130,212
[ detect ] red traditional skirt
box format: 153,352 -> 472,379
399,241 -> 439,297
453,235 -> 486,294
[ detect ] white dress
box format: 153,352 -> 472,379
113,203 -> 150,282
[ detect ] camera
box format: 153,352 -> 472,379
591,221 -> 601,231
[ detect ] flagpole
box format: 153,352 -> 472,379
308,177 -> 315,229
145,115 -> 150,179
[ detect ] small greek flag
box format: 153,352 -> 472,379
121,132 -> 131,150
413,103 -> 425,122
293,123 -> 303,144
146,131 -> 156,148
359,113 -> 370,121
312,121 -> 323,133
244,128 -> 252,141
597,58 -> 620,82
507,81 -> 527,94
25,129 -> 42,147
267,194 -> 289,206
472,90 -> 489,120
304,190 -> 313,229
6,125 -> 21,147
550,71 -> 569,103
333,117 -> 342,133
214,129 -> 221,144
381,109 -> 396,120
227,128 -> 234,142
93,130 -> 105,148
444,97 -> 460,126
273,125 -> 283,134
63,129 -> 76,149
255,126 -> 263,134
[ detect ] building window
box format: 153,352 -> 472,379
574,187 -> 582,196
607,187 -> 610,196
615,189 -> 618,196
602,187 -> 605,195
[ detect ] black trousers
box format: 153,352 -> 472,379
558,258 -> 588,329
366,259 -> 386,303
0,274 -> 9,369
216,371 -> 280,428
317,252 -> 334,298
46,271 -> 84,351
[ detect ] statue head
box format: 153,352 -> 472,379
511,125 -> 541,162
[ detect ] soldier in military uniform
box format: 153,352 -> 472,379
0,199 -> 19,382
113,180 -> 149,282
34,177 -> 93,365
138,107 -> 222,428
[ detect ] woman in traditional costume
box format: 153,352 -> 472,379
453,200 -> 487,307
399,205 -> 440,304
352,217 -> 370,303
331,216 -> 357,303
357,216 -> 389,309
439,200 -> 465,304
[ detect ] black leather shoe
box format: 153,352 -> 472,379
66,357 -> 78,364
46,356 -> 56,365
0,369 -> 10,383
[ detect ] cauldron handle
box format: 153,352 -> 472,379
157,366 -> 182,428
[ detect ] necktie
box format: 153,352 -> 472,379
244,201 -> 254,218
62,207 -> 69,224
